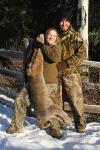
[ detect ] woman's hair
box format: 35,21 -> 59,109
45,27 -> 59,43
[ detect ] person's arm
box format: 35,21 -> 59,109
65,32 -> 87,68
41,44 -> 62,63
56,32 -> 86,71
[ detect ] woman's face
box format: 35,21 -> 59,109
46,30 -> 57,45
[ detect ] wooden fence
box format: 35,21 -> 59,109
0,44 -> 100,116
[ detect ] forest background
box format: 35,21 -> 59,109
0,0 -> 100,61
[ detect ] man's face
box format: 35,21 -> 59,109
59,18 -> 70,32
46,30 -> 57,45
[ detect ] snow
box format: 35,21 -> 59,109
0,95 -> 100,150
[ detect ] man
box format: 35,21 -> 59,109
56,10 -> 87,133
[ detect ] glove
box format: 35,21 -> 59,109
56,61 -> 69,72
36,34 -> 44,44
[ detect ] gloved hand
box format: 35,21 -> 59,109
56,61 -> 69,72
36,34 -> 44,44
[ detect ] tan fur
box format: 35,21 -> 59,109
27,48 -> 71,128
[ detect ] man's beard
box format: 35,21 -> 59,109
59,25 -> 71,35
60,27 -> 68,35
61,26 -> 68,32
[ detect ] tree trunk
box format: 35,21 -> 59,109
77,0 -> 89,59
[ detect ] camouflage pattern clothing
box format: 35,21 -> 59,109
59,26 -> 87,132
62,73 -> 86,132
60,26 -> 86,70
47,82 -> 63,109
6,87 -> 30,133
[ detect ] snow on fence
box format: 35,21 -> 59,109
0,44 -> 100,122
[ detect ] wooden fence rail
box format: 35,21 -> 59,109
80,60 -> 100,68
0,68 -> 23,81
0,87 -> 17,99
64,102 -> 100,114
0,48 -> 24,60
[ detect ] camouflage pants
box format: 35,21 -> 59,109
62,72 -> 86,128
47,82 -> 63,109
9,83 -> 63,131
9,87 -> 30,131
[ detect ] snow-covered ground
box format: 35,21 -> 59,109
0,94 -> 100,150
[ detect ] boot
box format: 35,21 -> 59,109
6,125 -> 23,134
75,114 -> 86,133
75,124 -> 86,133
50,118 -> 62,139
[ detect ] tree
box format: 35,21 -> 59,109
77,0 -> 89,59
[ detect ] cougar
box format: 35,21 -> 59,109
27,48 -> 71,128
